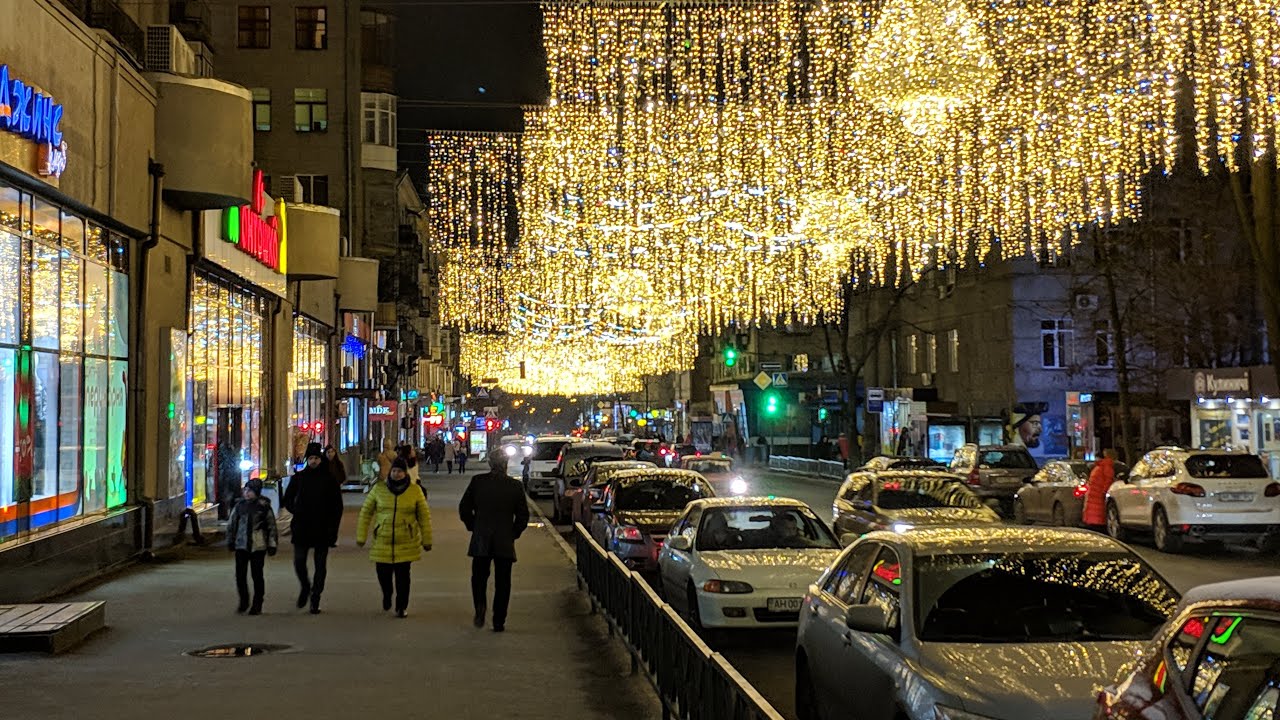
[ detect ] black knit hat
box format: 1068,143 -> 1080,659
391,458 -> 409,472
305,442 -> 324,459
245,478 -> 264,496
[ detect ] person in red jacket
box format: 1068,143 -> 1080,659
1082,449 -> 1117,528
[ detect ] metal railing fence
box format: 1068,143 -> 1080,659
767,455 -> 846,479
574,524 -> 786,720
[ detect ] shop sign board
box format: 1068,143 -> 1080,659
368,400 -> 398,421
867,387 -> 885,413
1193,369 -> 1250,398
202,169 -> 287,297
0,64 -> 67,179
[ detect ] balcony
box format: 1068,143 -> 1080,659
337,257 -> 379,312
55,0 -> 146,65
284,204 -> 340,279
147,73 -> 252,209
169,0 -> 213,47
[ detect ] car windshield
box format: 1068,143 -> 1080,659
875,478 -> 983,510
615,479 -> 707,511
685,460 -> 732,475
533,442 -> 570,461
697,506 -> 838,551
915,551 -> 1179,643
1185,454 -> 1269,479
979,450 -> 1037,469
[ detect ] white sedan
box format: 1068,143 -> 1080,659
657,497 -> 842,631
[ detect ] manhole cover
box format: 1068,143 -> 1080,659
186,643 -> 291,658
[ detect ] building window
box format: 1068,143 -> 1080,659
251,88 -> 270,131
926,334 -> 938,374
1094,320 -> 1114,368
1041,319 -> 1074,369
237,6 -> 271,49
294,89 -> 328,132
296,175 -> 329,206
296,7 -> 328,50
947,329 -> 959,372
905,334 -> 919,375
361,93 -> 397,147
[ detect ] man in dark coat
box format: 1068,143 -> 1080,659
459,452 -> 530,632
283,442 -> 344,614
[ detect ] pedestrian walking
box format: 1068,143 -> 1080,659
398,443 -> 420,483
283,442 -> 344,614
325,445 -> 347,487
376,438 -> 397,483
1082,448 -> 1117,528
459,452 -> 530,632
444,438 -> 457,474
356,458 -> 433,618
226,478 -> 278,615
429,436 -> 445,473
455,439 -> 469,474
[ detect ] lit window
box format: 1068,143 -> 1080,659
1041,319 -> 1073,369
926,334 -> 938,374
294,88 -> 328,132
251,88 -> 270,132
237,6 -> 270,49
296,7 -> 328,50
905,334 -> 919,375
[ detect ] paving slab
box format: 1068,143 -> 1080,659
0,470 -> 661,720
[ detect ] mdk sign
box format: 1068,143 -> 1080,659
369,401 -> 398,422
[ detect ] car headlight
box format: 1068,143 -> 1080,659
702,579 -> 754,594
729,477 -> 749,495
503,445 -> 517,457
522,446 -> 532,457
934,705 -> 1000,720
892,523 -> 914,533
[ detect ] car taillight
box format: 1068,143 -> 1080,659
966,468 -> 981,487
1172,482 -> 1206,497
1073,484 -> 1088,499
1266,483 -> 1280,498
618,526 -> 644,542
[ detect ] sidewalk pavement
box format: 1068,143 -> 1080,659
1,470 -> 662,720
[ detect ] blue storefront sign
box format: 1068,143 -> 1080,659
0,64 -> 67,178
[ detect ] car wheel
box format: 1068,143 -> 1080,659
1051,503 -> 1066,527
1012,498 -> 1030,525
1106,502 -> 1128,542
1153,507 -> 1184,553
795,658 -> 824,720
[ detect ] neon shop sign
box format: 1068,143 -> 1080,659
0,65 -> 68,178
221,170 -> 287,273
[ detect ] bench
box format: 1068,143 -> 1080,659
0,601 -> 106,654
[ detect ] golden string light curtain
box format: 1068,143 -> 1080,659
431,0 -> 1279,395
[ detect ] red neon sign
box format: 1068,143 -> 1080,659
221,169 -> 285,272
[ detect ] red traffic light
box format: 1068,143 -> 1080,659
312,421 -> 325,435
485,418 -> 498,431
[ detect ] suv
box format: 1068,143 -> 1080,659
948,444 -> 1039,516
1106,448 -> 1280,553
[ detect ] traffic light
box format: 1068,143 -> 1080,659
765,392 -> 780,416
485,418 -> 498,432
723,346 -> 738,367
818,407 -> 828,422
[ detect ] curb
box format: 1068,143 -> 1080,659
525,496 -> 577,564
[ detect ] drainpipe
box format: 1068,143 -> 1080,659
134,160 -> 164,558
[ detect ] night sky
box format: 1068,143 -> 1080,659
391,0 -> 549,185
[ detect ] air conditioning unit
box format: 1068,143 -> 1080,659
1075,293 -> 1100,311
145,26 -> 196,74
275,176 -> 301,203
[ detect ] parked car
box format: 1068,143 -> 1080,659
551,441 -> 626,523
680,454 -> 746,495
630,438 -> 667,464
858,456 -> 947,472
1095,576 -> 1280,720
671,443 -> 699,465
1106,448 -> 1280,553
832,470 -> 1001,538
657,497 -> 841,631
1014,460 -> 1132,527
521,435 -> 578,497
795,526 -> 1180,720
589,468 -> 715,571
571,460 -> 657,527
948,443 -> 1040,515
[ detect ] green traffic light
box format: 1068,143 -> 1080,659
765,392 -> 780,415
724,346 -> 737,367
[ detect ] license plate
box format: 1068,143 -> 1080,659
767,597 -> 803,613
1217,492 -> 1254,503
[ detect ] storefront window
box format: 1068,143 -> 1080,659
0,182 -> 131,544
291,314 -> 328,432
188,274 -> 270,512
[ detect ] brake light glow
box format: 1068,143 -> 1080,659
1266,483 -> 1280,498
618,526 -> 644,542
1180,616 -> 1206,640
1073,484 -> 1088,499
882,481 -> 902,491
1172,482 -> 1206,497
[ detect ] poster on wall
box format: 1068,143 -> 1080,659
83,357 -> 107,513
1009,402 -> 1068,458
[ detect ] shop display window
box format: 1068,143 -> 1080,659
0,181 -> 130,544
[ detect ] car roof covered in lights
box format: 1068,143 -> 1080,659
1180,576 -> 1280,609
611,468 -> 706,486
869,526 -> 1129,555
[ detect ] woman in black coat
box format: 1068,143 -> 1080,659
283,442 -> 344,613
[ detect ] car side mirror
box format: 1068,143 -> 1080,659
839,533 -> 859,548
845,604 -> 893,635
667,535 -> 692,552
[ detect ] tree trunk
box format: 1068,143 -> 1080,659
1101,253 -> 1136,463
1231,154 -> 1280,401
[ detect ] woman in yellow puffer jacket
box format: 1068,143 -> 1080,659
357,458 -> 432,617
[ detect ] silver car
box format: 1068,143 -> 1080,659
795,526 -> 1180,720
